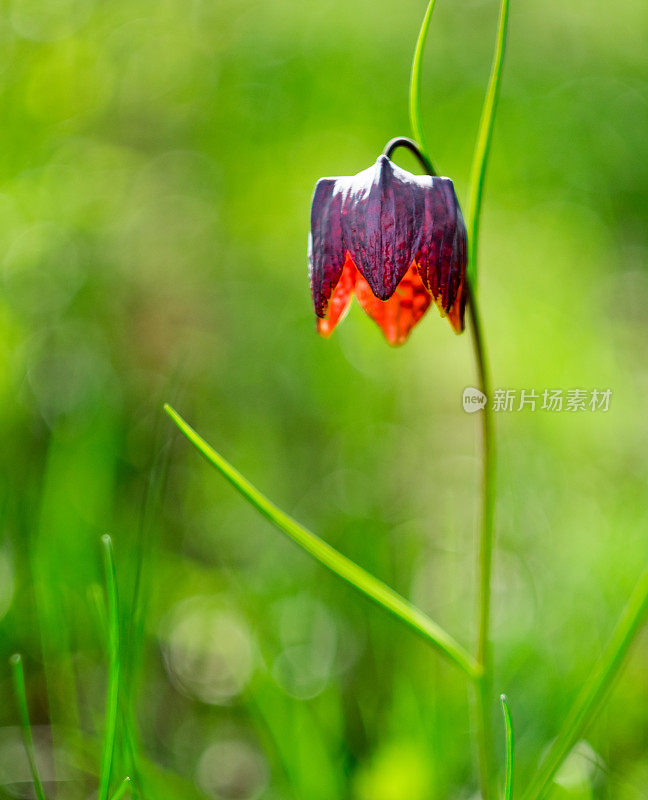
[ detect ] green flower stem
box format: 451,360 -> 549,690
10,654 -> 47,800
468,290 -> 497,800
408,0 -> 438,163
501,694 -> 514,800
99,535 -> 121,800
464,0 -> 509,793
408,0 -> 508,787
164,404 -> 480,679
522,563 -> 648,800
466,0 -> 510,285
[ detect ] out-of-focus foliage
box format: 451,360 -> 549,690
0,0 -> 647,798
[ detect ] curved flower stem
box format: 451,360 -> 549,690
408,0 -> 438,163
383,137 -> 436,176
394,133 -> 499,799
164,404 -> 480,679
408,0 -> 504,783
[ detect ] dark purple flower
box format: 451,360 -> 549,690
308,154 -> 467,345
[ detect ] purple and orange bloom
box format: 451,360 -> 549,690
308,153 -> 467,345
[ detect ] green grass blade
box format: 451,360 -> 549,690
109,776 -> 131,800
522,563 -> 648,800
466,0 -> 510,285
408,0 -> 438,163
9,654 -> 47,800
99,535 -> 121,800
500,694 -> 514,800
164,404 -> 479,679
120,411 -> 173,799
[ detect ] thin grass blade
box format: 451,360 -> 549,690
466,0 -> 510,284
500,694 -> 514,800
109,776 -> 131,800
99,535 -> 121,800
10,654 -> 47,800
408,0 -> 438,165
164,404 -> 479,678
522,563 -> 648,800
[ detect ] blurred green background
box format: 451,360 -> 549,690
0,0 -> 647,797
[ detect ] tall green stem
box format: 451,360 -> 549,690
465,0 -> 509,794
469,290 -> 497,800
408,0 -> 438,161
408,0 -> 508,794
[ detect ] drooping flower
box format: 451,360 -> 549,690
308,154 -> 467,345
